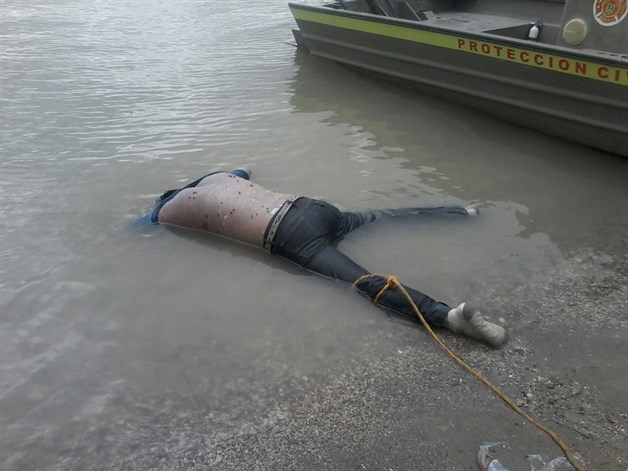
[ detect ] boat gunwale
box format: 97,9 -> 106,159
288,2 -> 628,67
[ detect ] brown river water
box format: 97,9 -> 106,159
1,1 -> 627,470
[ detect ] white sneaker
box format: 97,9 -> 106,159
465,206 -> 480,217
446,303 -> 508,348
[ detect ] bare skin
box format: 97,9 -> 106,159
158,173 -> 293,248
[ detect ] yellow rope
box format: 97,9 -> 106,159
353,274 -> 586,471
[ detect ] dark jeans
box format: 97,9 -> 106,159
270,197 -> 469,326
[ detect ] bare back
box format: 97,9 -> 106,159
157,173 -> 292,248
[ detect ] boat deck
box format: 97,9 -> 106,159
331,1 -> 559,44
393,9 -> 564,48
419,11 -> 532,33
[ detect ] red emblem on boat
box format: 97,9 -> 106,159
593,0 -> 628,25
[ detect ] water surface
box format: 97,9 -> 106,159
1,1 -> 627,469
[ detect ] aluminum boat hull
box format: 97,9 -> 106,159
289,3 -> 628,156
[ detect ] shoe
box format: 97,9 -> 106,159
446,303 -> 508,348
465,206 -> 480,217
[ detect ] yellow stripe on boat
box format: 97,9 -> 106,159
291,8 -> 628,86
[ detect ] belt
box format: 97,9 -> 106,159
263,194 -> 301,253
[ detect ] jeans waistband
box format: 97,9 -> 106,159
263,195 -> 302,253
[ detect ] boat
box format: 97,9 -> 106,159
288,0 -> 628,156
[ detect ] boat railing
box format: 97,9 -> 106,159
330,0 -> 566,46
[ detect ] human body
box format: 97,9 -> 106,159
145,169 -> 507,348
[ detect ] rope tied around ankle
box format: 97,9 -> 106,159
353,274 -> 586,471
372,274 -> 399,303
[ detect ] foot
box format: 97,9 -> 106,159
465,206 -> 480,217
446,303 -> 508,348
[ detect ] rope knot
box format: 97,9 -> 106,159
374,275 -> 400,303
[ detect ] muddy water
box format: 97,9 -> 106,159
1,0 -> 627,470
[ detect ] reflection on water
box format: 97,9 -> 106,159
1,1 -> 628,469
288,52 -> 628,254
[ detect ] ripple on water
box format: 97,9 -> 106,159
1,0 -> 295,174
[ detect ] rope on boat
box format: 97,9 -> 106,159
353,274 -> 586,471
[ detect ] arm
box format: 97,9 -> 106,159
230,168 -> 251,180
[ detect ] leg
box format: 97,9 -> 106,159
353,273 -> 452,326
272,199 -> 507,346
336,205 -> 475,238
304,246 -> 452,327
302,245 -> 369,282
355,275 -> 508,347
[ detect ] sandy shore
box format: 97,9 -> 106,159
60,248 -> 626,471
